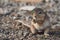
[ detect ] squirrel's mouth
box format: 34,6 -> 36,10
36,20 -> 44,24
33,19 -> 44,24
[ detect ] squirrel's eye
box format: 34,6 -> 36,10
38,11 -> 42,14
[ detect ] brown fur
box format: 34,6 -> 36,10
30,8 -> 50,37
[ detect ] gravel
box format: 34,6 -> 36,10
0,0 -> 60,40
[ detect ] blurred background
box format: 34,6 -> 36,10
0,0 -> 60,40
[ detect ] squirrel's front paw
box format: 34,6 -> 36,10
30,25 -> 36,34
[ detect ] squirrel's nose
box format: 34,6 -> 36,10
33,19 -> 37,23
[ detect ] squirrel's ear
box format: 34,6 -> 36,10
44,10 -> 50,19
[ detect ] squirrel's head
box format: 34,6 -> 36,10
32,8 -> 47,25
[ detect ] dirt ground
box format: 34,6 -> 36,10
0,0 -> 60,40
